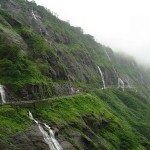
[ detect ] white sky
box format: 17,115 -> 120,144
32,0 -> 150,65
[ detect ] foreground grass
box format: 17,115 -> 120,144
0,105 -> 31,139
0,89 -> 149,149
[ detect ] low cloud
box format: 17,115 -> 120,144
34,0 -> 150,65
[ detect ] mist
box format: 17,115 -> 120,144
32,0 -> 150,66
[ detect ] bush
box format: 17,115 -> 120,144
0,42 -> 20,62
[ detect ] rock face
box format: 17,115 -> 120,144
0,0 -> 150,101
0,1 -> 150,150
6,125 -> 76,150
101,67 -> 118,88
0,0 -> 124,100
0,87 -> 150,150
7,125 -> 49,150
0,112 -> 111,150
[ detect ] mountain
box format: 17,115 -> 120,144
0,0 -> 150,149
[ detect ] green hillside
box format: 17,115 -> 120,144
0,89 -> 150,149
0,0 -> 150,149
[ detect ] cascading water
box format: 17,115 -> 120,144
32,10 -> 37,20
112,66 -> 118,78
70,87 -> 74,94
105,50 -> 119,77
40,28 -> 42,35
98,66 -> 106,89
29,112 -> 63,150
125,78 -> 131,88
105,50 -> 128,89
0,84 -> 6,104
118,78 -> 124,91
45,30 -> 49,36
105,50 -> 111,61
44,123 -> 63,150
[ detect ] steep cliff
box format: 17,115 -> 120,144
1,0 -> 149,100
0,90 -> 150,150
0,0 -> 150,150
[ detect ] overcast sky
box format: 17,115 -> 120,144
32,0 -> 150,65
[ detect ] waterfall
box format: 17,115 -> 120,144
0,84 -> 6,104
45,30 -> 49,36
29,112 -> 63,150
104,50 -> 120,88
112,66 -> 118,78
105,50 -> 118,77
98,66 -> 106,89
70,87 -> 74,94
118,78 -> 124,91
105,50 -> 111,61
125,78 -> 131,88
40,28 -> 42,35
32,10 -> 37,20
44,123 -> 63,150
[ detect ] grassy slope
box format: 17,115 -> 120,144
0,1 -> 149,149
0,2 -> 110,91
1,0 -> 150,95
0,89 -> 149,149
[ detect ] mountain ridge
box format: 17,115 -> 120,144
1,0 -> 150,100
0,0 -> 150,149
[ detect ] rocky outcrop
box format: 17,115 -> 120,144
0,113 -> 111,150
8,125 -> 52,150
0,0 -> 120,92
0,1 -> 150,150
0,0 -> 150,100
100,67 -> 118,88
6,125 -> 76,150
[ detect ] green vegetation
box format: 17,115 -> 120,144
0,105 -> 31,139
34,94 -> 113,124
0,0 -> 150,149
0,25 -> 52,97
0,89 -> 149,149
34,89 -> 149,150
1,0 -> 150,94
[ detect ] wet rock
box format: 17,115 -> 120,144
53,83 -> 71,96
0,141 -> 14,150
102,119 -> 110,125
60,141 -> 76,150
6,124 -> 77,150
54,34 -> 70,44
0,15 -> 12,27
5,83 -> 52,101
7,125 -> 50,150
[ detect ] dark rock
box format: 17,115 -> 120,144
142,142 -> 150,149
0,15 -> 12,27
54,34 -> 70,44
7,125 -> 49,150
6,124 -> 77,150
60,141 -> 76,150
102,119 -> 110,125
5,83 -> 52,101
53,83 -> 72,96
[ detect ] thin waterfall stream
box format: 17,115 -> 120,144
118,78 -> 125,91
98,66 -> 106,89
32,10 -> 38,20
29,112 -> 63,150
0,84 -> 6,104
